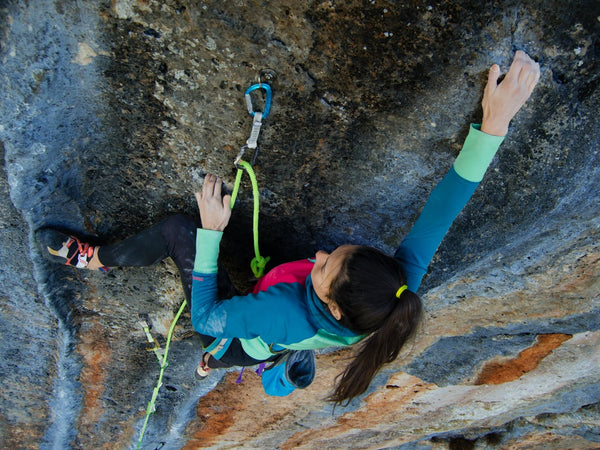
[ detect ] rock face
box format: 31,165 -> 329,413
0,0 -> 598,448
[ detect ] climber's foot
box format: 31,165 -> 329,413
36,228 -> 108,272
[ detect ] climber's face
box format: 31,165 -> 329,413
310,245 -> 357,320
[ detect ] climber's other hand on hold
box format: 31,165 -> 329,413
196,173 -> 232,232
481,50 -> 540,137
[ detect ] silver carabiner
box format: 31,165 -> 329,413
234,145 -> 260,168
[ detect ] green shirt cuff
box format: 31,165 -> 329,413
193,228 -> 223,273
453,124 -> 505,182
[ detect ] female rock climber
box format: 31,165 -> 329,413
38,50 -> 540,405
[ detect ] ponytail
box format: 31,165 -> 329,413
325,247 -> 423,405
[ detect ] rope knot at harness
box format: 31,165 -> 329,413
251,255 -> 271,279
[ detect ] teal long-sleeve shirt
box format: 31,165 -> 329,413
395,124 -> 504,292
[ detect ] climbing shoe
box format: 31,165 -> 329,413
194,353 -> 211,380
36,228 -> 108,272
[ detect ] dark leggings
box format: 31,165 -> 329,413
98,214 -> 267,368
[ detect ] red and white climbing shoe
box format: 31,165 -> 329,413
36,228 -> 109,272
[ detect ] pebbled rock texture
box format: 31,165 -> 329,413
0,0 -> 598,448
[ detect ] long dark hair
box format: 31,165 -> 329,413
327,246 -> 422,405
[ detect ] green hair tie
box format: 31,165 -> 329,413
395,285 -> 408,298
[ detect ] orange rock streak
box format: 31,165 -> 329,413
474,333 -> 572,385
77,321 -> 111,425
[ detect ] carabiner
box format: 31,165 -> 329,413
245,83 -> 272,119
234,145 -> 260,168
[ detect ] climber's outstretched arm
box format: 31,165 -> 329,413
395,50 -> 541,292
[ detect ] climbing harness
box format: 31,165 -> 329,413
136,81 -> 273,448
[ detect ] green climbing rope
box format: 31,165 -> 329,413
136,299 -> 187,449
230,159 -> 270,278
136,161 -> 269,447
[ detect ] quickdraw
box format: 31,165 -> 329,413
244,83 -> 271,150
231,82 -> 272,279
139,317 -> 165,367
136,81 -> 274,448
